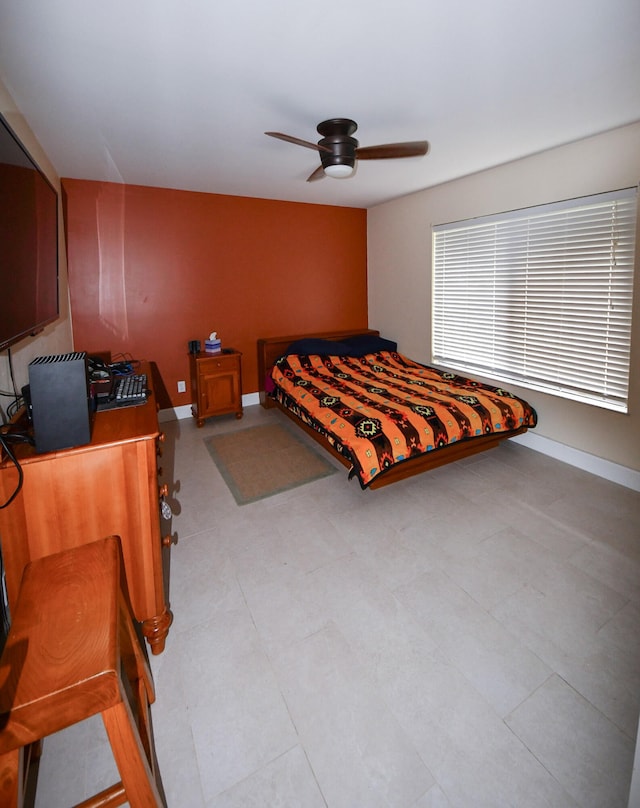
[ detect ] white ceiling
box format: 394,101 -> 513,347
1,0 -> 639,209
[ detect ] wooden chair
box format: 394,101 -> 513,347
0,536 -> 167,807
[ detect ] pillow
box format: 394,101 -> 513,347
283,338 -> 355,357
342,334 -> 397,356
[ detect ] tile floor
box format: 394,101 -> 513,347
34,404 -> 640,807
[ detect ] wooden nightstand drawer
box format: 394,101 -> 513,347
197,353 -> 239,373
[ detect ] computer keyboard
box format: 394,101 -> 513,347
97,374 -> 148,410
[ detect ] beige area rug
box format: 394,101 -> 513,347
204,422 -> 337,505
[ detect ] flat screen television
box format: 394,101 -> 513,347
0,111 -> 58,352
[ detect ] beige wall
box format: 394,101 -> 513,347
0,78 -> 73,403
368,122 -> 640,472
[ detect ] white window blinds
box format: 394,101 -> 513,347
432,188 -> 637,412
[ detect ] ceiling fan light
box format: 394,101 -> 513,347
323,163 -> 354,179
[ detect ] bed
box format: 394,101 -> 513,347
257,329 -> 537,490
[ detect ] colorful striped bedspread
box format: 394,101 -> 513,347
270,350 -> 537,488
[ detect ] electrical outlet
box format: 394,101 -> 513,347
177,380 -> 186,393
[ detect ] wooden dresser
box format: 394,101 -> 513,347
0,362 -> 172,654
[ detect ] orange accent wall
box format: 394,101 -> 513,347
62,179 -> 367,409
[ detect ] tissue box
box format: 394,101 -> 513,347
205,339 -> 221,353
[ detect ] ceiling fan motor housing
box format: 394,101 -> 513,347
319,135 -> 358,170
317,118 -> 358,171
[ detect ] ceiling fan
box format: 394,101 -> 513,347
265,118 -> 429,181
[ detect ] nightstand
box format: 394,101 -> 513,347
189,350 -> 243,426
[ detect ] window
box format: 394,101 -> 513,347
432,188 -> 637,413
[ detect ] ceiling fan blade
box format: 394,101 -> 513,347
356,141 -> 429,160
265,132 -> 332,153
306,165 -> 326,182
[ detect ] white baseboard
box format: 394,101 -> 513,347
158,400 -> 639,492
159,404 -> 192,423
511,431 -> 640,492
158,392 -> 261,424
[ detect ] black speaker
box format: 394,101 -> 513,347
28,352 -> 93,453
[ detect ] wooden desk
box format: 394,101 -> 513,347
0,362 -> 172,654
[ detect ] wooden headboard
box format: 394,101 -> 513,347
257,328 -> 379,407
